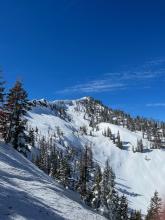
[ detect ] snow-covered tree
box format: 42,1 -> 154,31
152,135 -> 161,149
100,159 -> 116,219
116,131 -> 123,149
136,139 -> 144,153
117,195 -> 128,220
91,164 -> 102,210
80,126 -> 87,135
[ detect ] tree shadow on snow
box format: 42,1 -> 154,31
117,187 -> 142,198
116,182 -> 131,190
116,180 -> 142,198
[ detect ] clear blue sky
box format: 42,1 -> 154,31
0,0 -> 165,120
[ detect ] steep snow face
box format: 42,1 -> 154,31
26,99 -> 165,214
0,141 -> 106,220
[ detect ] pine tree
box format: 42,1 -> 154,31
90,130 -> 93,136
0,72 -> 5,109
130,210 -> 142,220
107,127 -> 112,138
78,147 -> 88,197
38,136 -> 49,173
100,159 -> 116,219
117,195 -> 128,220
136,139 -> 143,153
91,164 -> 102,210
58,153 -> 71,188
29,128 -> 35,147
4,81 -> 30,155
0,73 -> 6,135
152,135 -> 161,149
111,189 -> 120,220
80,126 -> 87,135
135,210 -> 142,220
87,145 -> 93,169
116,131 -> 123,149
35,126 -> 39,133
145,191 -> 162,220
78,145 -> 93,202
103,129 -> 107,137
49,147 -> 58,178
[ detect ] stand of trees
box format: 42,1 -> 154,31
102,127 -> 123,150
80,97 -> 165,149
33,135 -> 142,220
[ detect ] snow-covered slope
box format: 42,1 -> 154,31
0,141 -> 106,220
26,98 -> 165,215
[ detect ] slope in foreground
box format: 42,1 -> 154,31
0,141 -> 106,220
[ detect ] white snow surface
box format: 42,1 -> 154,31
26,99 -> 165,214
0,141 -> 106,220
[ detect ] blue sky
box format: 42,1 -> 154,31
0,0 -> 165,120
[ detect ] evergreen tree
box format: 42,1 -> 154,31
58,153 -> 71,188
0,73 -> 6,135
116,131 -> 123,149
117,195 -> 128,220
100,159 -> 116,219
145,191 -> 162,220
38,136 -> 50,173
35,126 -> 39,133
78,146 -> 88,197
78,145 -> 93,203
29,128 -> 35,147
3,81 -> 30,155
49,147 -> 58,178
112,135 -> 116,144
90,130 -> 93,136
136,139 -> 144,153
130,210 -> 142,220
152,135 -> 161,149
91,164 -> 102,210
0,72 -> 5,109
111,189 -> 120,220
87,145 -> 93,169
103,129 -> 107,137
135,210 -> 142,220
107,127 -> 112,138
80,126 -> 87,135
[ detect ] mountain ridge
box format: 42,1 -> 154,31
25,96 -> 165,214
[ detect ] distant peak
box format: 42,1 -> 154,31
79,96 -> 91,101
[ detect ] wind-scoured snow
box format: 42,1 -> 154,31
0,141 -> 106,220
26,99 -> 165,214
